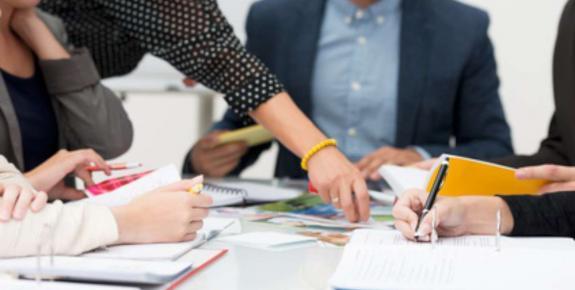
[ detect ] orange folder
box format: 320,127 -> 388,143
426,155 -> 549,197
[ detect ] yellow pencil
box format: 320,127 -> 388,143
188,183 -> 204,196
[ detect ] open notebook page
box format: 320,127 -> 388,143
331,245 -> 575,290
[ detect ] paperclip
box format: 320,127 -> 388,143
495,209 -> 501,252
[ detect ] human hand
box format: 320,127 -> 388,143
392,189 -> 467,241
516,164 -> 575,194
10,7 -> 69,60
410,158 -> 438,170
190,131 -> 248,177
25,149 -> 111,196
112,177 -> 213,244
0,184 -> 47,222
47,180 -> 87,201
307,147 -> 370,222
356,147 -> 423,181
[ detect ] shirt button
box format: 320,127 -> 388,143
377,16 -> 385,24
348,128 -> 357,137
357,36 -> 367,45
355,10 -> 365,19
351,81 -> 362,91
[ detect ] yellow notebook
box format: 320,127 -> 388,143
426,154 -> 549,196
216,125 -> 274,147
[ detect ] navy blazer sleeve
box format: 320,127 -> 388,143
419,13 -> 513,159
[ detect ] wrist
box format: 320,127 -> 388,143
460,196 -> 514,235
111,205 -> 135,244
301,139 -> 338,171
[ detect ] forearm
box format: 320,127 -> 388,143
460,196 -> 514,235
249,93 -> 326,158
14,15 -> 69,60
0,201 -> 118,258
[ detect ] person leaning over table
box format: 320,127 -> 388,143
38,0 -> 370,222
186,0 -> 513,181
0,155 -> 212,258
0,1 -> 132,200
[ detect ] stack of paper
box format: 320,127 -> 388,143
330,230 -> 575,290
84,217 -> 240,260
0,257 -> 192,285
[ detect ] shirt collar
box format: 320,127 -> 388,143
330,0 -> 402,20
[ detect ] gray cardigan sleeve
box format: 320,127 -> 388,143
38,10 -> 133,159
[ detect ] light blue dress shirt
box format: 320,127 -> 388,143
312,0 -> 406,162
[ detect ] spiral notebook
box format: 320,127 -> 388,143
203,181 -> 302,207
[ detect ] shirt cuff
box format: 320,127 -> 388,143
39,48 -> 101,95
223,73 -> 285,125
412,146 -> 432,160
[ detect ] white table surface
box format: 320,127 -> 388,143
170,219 -> 343,290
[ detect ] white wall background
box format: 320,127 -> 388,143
106,0 -> 567,178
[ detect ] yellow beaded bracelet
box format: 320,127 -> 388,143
300,139 -> 338,171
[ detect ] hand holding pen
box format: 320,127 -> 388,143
413,158 -> 449,240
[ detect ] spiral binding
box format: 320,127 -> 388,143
204,183 -> 248,197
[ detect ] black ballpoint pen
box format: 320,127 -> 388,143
414,158 -> 450,240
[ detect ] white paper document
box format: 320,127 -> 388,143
330,230 -> 575,290
84,165 -> 181,207
378,165 -> 428,195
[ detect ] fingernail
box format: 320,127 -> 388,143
191,175 -> 204,183
516,170 -> 526,179
0,211 -> 9,221
417,224 -> 431,237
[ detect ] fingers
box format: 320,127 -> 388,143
339,182 -> 357,222
0,184 -> 20,221
539,181 -> 575,194
393,190 -> 426,239
79,149 -> 110,176
186,221 -> 204,234
188,194 -> 214,208
58,187 -> 87,201
30,191 -> 48,212
410,159 -> 437,170
330,181 -> 343,209
353,178 -> 371,222
12,188 -> 34,220
76,169 -> 95,187
197,131 -> 224,150
205,143 -> 248,161
516,164 -> 575,182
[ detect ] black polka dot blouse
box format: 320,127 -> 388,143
39,0 -> 285,120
